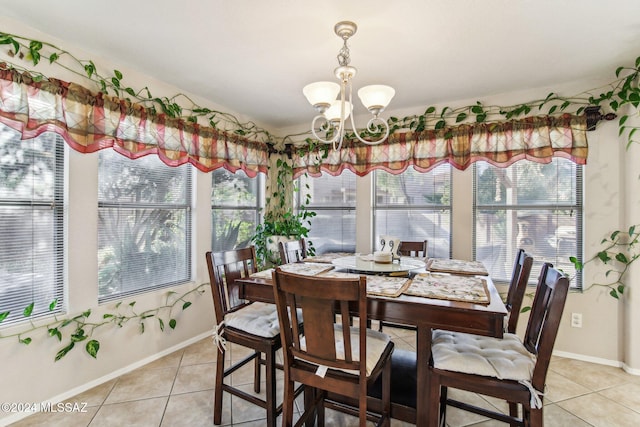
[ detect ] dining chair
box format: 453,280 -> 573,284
272,268 -> 394,427
428,262 -> 570,427
205,247 -> 286,426
278,238 -> 307,264
397,240 -> 428,258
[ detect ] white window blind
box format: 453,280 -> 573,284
297,171 -> 357,253
0,123 -> 64,325
473,159 -> 583,287
98,150 -> 192,302
374,165 -> 452,258
211,168 -> 263,251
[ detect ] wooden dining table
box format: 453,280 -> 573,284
235,262 -> 507,426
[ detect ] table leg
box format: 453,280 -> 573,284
416,325 -> 433,427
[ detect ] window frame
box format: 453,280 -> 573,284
0,127 -> 65,325
211,168 -> 264,252
472,160 -> 583,288
97,151 -> 193,303
373,167 -> 453,258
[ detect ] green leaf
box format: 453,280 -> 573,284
0,311 -> 9,322
169,319 -> 177,329
48,299 -> 58,311
471,105 -> 483,114
615,252 -> 629,264
618,284 -> 625,294
597,251 -> 611,263
520,306 -> 531,313
86,340 -> 100,358
616,66 -> 625,77
23,302 -> 34,317
609,289 -> 619,299
629,225 -> 636,236
611,230 -> 621,240
114,69 -> 123,80
425,106 -> 436,114
20,337 -> 32,345
140,322 -> 145,334
129,301 -> 136,307
125,87 -> 136,96
636,56 -> 640,68
84,62 -> 95,78
48,327 -> 62,341
182,301 -> 192,310
49,52 -> 59,64
111,77 -> 121,88
55,342 -> 75,361
103,313 -> 114,319
549,105 -> 557,114
435,120 -> 446,130
455,112 -> 467,123
158,318 -> 165,331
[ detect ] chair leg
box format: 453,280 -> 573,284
213,347 -> 225,425
254,352 -> 261,393
428,373 -> 441,427
439,386 -> 448,427
508,401 -> 519,427
282,378 -> 296,427
317,390 -> 326,426
528,406 -> 543,427
265,349 -> 277,427
382,355 -> 391,426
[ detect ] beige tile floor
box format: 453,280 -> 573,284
9,324 -> 640,427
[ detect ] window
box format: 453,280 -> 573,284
98,151 -> 192,301
297,171 -> 357,254
0,123 -> 64,324
473,159 -> 582,286
374,165 -> 452,258
211,168 -> 263,251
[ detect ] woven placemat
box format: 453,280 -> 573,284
426,258 -> 489,276
404,273 -> 490,304
316,271 -> 411,298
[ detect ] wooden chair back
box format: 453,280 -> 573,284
525,263 -> 570,393
273,268 -> 367,376
205,246 -> 259,325
278,239 -> 307,264
505,249 -> 534,333
398,240 -> 428,257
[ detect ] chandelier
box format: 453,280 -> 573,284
303,21 -> 395,151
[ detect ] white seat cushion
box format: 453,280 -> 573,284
432,330 -> 536,381
225,302 -> 280,338
300,324 -> 391,376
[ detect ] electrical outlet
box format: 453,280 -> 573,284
571,312 -> 582,328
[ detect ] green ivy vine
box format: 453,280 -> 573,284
0,284 -> 207,361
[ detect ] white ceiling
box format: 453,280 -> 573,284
2,0 -> 640,133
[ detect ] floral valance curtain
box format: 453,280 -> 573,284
0,68 -> 270,176
291,114 -> 588,178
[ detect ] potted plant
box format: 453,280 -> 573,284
252,157 -> 316,267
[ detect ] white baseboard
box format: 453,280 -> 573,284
0,330 -> 213,427
553,350 -> 623,369
622,363 -> 640,375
